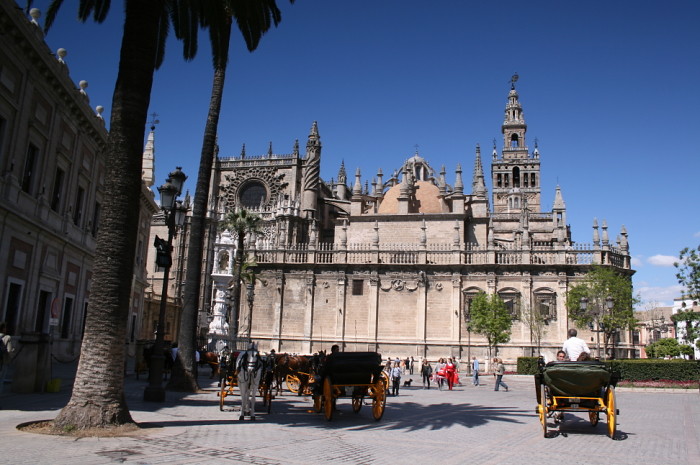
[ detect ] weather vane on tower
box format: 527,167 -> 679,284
148,112 -> 160,131
510,73 -> 519,89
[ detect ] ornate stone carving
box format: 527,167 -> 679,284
221,167 -> 288,209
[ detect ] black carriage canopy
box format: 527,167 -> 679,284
321,352 -> 384,385
542,361 -> 612,398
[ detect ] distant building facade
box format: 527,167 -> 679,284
0,3 -> 156,390
207,83 -> 635,362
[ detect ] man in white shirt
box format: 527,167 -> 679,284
562,328 -> 590,361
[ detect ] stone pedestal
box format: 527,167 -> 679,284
12,332 -> 51,393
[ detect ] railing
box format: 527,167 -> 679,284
247,242 -> 629,269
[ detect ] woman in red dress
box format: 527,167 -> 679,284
444,358 -> 457,390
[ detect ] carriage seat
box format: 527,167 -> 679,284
543,361 -> 611,399
321,352 -> 383,385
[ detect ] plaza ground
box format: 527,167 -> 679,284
1,362 -> 698,465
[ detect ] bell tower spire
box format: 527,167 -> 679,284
491,74 -> 542,213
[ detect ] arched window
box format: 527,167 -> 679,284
534,291 -> 557,321
504,173 -> 509,188
510,134 -> 519,147
531,173 -> 536,187
497,173 -> 502,187
238,180 -> 268,208
512,167 -> 520,187
499,291 -> 521,320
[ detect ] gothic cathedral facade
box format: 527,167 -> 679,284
207,83 -> 634,361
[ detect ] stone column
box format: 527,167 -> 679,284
368,273 -> 380,350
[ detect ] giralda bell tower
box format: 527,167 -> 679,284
491,74 -> 542,214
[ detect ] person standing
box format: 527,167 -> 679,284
444,358 -> 457,390
410,356 -> 415,375
562,328 -> 590,362
471,356 -> 480,386
420,358 -> 433,389
0,322 -> 16,394
492,357 -> 509,392
390,362 -> 402,396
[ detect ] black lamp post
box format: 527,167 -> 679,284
245,263 -> 257,339
144,167 -> 187,402
464,303 -> 472,375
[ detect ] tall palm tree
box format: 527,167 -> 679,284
170,0 -> 293,392
34,0 -> 229,429
220,208 -> 263,339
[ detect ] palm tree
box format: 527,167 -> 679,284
170,0 -> 292,392
34,0 -> 229,429
220,208 -> 263,339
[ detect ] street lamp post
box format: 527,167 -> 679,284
144,167 -> 187,402
580,296 -> 614,360
245,263 -> 257,339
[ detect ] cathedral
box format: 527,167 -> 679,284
206,82 -> 634,362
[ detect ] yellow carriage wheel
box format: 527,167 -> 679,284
606,386 -> 617,439
323,377 -> 334,421
286,374 -> 300,394
538,384 -> 548,437
371,377 -> 387,421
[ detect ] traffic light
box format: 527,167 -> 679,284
154,235 -> 172,267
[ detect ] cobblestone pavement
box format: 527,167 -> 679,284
1,365 -> 698,465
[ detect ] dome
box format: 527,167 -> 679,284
377,181 -> 443,214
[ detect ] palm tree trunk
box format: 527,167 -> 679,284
168,22 -> 232,392
53,1 -> 161,429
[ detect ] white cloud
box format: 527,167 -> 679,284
647,255 -> 677,267
631,256 -> 643,268
694,231 -> 700,238
635,284 -> 683,309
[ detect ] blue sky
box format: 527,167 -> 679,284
29,0 -> 700,308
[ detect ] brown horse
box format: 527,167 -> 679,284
273,353 -> 311,395
198,351 -> 219,378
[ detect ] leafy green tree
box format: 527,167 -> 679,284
645,337 -> 694,359
565,266 -> 638,359
172,0 -> 293,393
521,303 -> 548,356
675,245 -> 700,301
37,0 -> 231,430
469,292 -> 512,359
219,209 -> 263,339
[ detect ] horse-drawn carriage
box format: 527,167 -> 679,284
218,346 -> 275,418
312,351 -> 388,421
535,358 -> 620,438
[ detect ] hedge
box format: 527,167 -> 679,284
517,357 -> 700,381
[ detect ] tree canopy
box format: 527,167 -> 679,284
674,245 -> 700,301
645,337 -> 694,359
565,266 -> 638,358
469,292 -> 512,358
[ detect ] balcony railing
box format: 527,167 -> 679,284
249,241 -> 627,269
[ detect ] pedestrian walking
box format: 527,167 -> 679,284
390,362 -> 402,396
0,321 -> 16,394
471,356 -> 480,386
421,358 -> 433,389
492,357 -> 508,392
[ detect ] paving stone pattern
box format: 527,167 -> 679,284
0,365 -> 698,465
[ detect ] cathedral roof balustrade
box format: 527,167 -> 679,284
492,212 -> 553,221
247,241 -> 627,269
